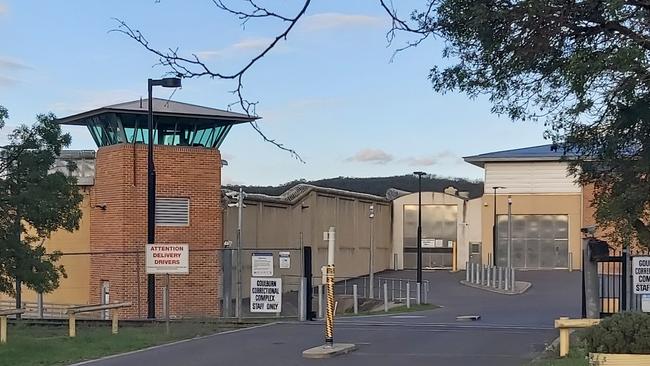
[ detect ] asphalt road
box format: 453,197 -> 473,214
78,270 -> 581,366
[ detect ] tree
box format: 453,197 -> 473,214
0,107 -> 83,309
118,1 -> 650,247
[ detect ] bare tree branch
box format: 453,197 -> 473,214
380,0 -> 437,60
111,0 -> 312,163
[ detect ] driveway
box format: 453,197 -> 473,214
78,270 -> 580,366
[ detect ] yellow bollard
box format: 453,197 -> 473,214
69,314 -> 76,337
0,316 -> 6,344
325,264 -> 335,346
559,317 -> 570,357
111,309 -> 119,335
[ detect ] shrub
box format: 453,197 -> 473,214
582,312 -> 650,354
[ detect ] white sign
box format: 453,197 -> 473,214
146,244 -> 189,274
279,251 -> 291,269
252,252 -> 273,277
633,256 -> 650,294
250,277 -> 282,313
435,239 -> 444,248
422,239 -> 436,248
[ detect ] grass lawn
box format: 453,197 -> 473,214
0,321 -> 250,366
342,303 -> 439,316
531,349 -> 588,366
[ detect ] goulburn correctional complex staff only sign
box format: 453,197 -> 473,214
250,277 -> 282,313
633,256 -> 650,294
146,244 -> 189,274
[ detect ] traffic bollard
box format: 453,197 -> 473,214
353,284 -> 358,315
406,282 -> 411,308
383,283 -> 388,312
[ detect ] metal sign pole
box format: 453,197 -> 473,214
325,227 -> 335,347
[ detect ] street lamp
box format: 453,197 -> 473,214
147,77 -> 181,319
369,204 -> 375,298
491,186 -> 506,267
414,171 -> 426,298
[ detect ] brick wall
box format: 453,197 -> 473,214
90,144 -> 222,318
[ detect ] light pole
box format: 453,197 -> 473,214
491,186 -> 505,267
147,77 -> 181,319
368,204 -> 375,298
414,171 -> 426,297
507,195 -> 513,268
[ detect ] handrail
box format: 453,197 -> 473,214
67,302 -> 132,337
0,309 -> 26,344
554,317 -> 601,357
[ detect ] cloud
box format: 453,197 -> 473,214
196,37 -> 274,60
0,75 -> 17,88
401,151 -> 460,166
345,148 -> 394,165
0,4 -> 7,15
301,13 -> 384,31
0,56 -> 31,70
50,89 -> 142,116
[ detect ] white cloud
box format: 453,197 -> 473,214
50,89 -> 141,117
401,151 -> 460,166
301,13 -> 384,31
345,148 -> 394,165
0,75 -> 17,88
196,37 -> 274,60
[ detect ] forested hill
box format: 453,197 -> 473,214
226,175 -> 484,199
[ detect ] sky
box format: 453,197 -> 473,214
0,1 -> 550,186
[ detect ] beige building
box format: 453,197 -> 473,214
390,189 -> 482,271
222,184 -> 392,294
464,145 -> 584,270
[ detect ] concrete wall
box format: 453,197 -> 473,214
481,193 -> 583,269
223,189 -> 391,292
391,192 -> 481,270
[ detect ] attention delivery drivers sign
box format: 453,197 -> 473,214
146,244 -> 189,274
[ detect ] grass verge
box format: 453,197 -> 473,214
342,303 -> 439,316
0,321 -> 250,366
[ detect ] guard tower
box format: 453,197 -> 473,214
58,98 -> 256,318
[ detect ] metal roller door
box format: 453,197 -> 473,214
496,215 -> 569,269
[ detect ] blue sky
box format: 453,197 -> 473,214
0,1 -> 549,186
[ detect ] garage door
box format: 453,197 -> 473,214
496,215 -> 568,269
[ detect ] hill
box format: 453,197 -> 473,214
226,175 -> 484,199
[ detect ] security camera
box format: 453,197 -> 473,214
225,191 -> 238,198
580,226 -> 596,235
223,240 -> 232,248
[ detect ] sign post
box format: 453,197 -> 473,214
302,227 -> 357,358
145,244 -> 189,326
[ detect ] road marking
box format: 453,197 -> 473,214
67,322 -> 277,366
390,315 -> 425,319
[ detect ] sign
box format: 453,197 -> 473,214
642,295 -> 650,313
252,252 -> 273,277
146,244 -> 189,274
421,239 -> 436,248
279,251 -> 290,269
633,256 -> 650,294
250,277 -> 282,313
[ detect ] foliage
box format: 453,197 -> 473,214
582,312 -> 650,354
226,174 -> 484,198
385,0 -> 650,247
0,108 -> 83,296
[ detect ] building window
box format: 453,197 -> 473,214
156,197 -> 190,226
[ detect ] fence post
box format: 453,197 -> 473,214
353,284 -> 358,315
559,317 -> 570,357
505,267 -> 511,291
622,248 -> 628,312
511,268 -> 516,292
111,309 -> 119,335
68,314 -> 76,337
487,265 -> 491,287
318,284 -> 323,319
383,283 -> 388,312
406,282 -> 411,308
492,267 -> 497,288
423,282 -> 428,304
299,277 -> 306,321
0,316 -> 6,344
499,267 -> 504,290
37,292 -> 44,319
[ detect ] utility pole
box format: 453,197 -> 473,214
507,195 -> 512,268
369,205 -> 375,298
227,188 -> 246,321
414,171 -> 426,299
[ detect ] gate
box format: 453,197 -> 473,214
583,246 -> 650,318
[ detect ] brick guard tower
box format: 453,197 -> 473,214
57,99 -> 256,318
